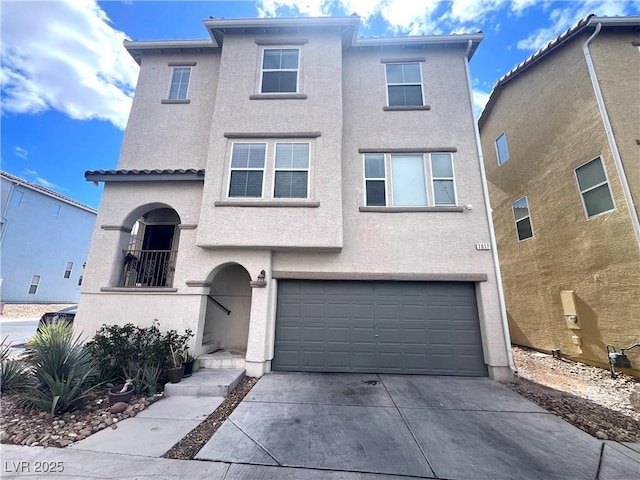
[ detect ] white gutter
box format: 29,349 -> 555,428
583,24 -> 640,245
464,40 -> 515,373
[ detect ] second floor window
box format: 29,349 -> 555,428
168,67 -> 191,100
29,275 -> 40,294
261,48 -> 299,93
64,261 -> 73,279
364,153 -> 456,207
274,143 -> 309,198
385,63 -> 423,107
229,143 -> 266,197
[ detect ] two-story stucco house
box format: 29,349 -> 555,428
1,171 -> 97,304
478,15 -> 640,376
77,15 -> 513,380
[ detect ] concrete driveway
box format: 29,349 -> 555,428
196,372 -> 639,480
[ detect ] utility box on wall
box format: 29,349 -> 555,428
560,290 -> 581,330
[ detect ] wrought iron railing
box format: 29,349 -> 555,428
119,249 -> 177,287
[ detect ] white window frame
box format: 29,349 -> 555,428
384,62 -> 425,107
272,142 -> 310,199
28,274 -> 40,295
495,132 -> 509,165
512,196 -> 534,241
259,47 -> 300,94
574,156 -> 616,219
227,142 -> 267,198
429,153 -> 457,206
64,261 -> 73,279
167,67 -> 191,100
364,153 -> 458,207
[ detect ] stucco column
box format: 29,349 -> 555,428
245,272 -> 276,378
476,281 -> 512,381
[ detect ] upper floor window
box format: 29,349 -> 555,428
575,156 -> 615,218
168,67 -> 191,100
228,143 -> 266,197
495,132 -> 509,165
10,190 -> 23,208
274,143 -> 309,198
29,274 -> 40,294
64,261 -> 73,279
261,48 -> 299,93
512,196 -> 533,241
385,63 -> 423,107
52,204 -> 61,218
364,153 -> 456,207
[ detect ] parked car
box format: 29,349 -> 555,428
38,305 -> 77,327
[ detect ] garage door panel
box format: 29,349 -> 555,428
274,280 -> 486,376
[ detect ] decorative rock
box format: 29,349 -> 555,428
97,423 -> 106,430
630,385 -> 640,411
566,413 -> 577,422
595,431 -> 608,440
104,418 -> 113,426
79,429 -> 92,437
111,424 -> 118,430
56,439 -> 71,447
110,402 -> 128,414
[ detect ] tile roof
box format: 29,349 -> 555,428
1,170 -> 97,213
84,169 -> 205,183
85,169 -> 204,176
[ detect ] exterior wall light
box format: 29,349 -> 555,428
251,270 -> 268,288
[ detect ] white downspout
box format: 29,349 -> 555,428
464,40 -> 515,373
583,23 -> 640,245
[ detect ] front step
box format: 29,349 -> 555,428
164,368 -> 245,397
199,349 -> 246,369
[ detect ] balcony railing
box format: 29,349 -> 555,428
119,249 -> 177,287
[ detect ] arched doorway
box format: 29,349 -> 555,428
201,263 -> 252,359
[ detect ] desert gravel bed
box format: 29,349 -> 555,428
1,304 -> 74,319
505,346 -> 640,442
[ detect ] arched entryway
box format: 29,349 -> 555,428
201,263 -> 252,358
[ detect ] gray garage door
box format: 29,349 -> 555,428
273,280 -> 487,376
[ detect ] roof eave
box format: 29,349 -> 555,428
353,33 -> 483,57
123,39 -> 218,64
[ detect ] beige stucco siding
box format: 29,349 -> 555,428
480,32 -> 640,375
197,32 -> 344,249
118,52 -> 220,170
590,31 -> 640,218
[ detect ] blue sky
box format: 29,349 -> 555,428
2,0 -> 639,209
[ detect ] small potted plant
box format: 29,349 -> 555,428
182,350 -> 195,378
109,379 -> 134,404
166,345 -> 184,383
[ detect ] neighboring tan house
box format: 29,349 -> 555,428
478,15 -> 640,376
0,171 -> 97,304
77,15 -> 513,380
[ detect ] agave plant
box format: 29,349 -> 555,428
0,336 -> 30,393
20,320 -> 99,415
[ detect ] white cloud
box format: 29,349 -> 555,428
14,147 -> 28,160
516,0 -> 636,51
472,87 -> 491,118
1,0 -> 139,130
22,168 -> 64,191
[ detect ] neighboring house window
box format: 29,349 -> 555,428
28,275 -> 40,294
575,156 -> 615,218
78,263 -> 86,286
52,204 -> 61,218
512,197 -> 533,241
363,153 -> 455,207
168,67 -> 191,100
64,261 -> 73,279
228,143 -> 266,197
274,143 -> 309,198
385,63 -> 423,107
495,132 -> 509,165
261,48 -> 299,93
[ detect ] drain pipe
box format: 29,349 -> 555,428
583,23 -> 640,245
464,40 -> 515,373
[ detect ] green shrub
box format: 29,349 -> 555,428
20,320 -> 99,415
0,336 -> 30,393
85,320 -> 193,385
